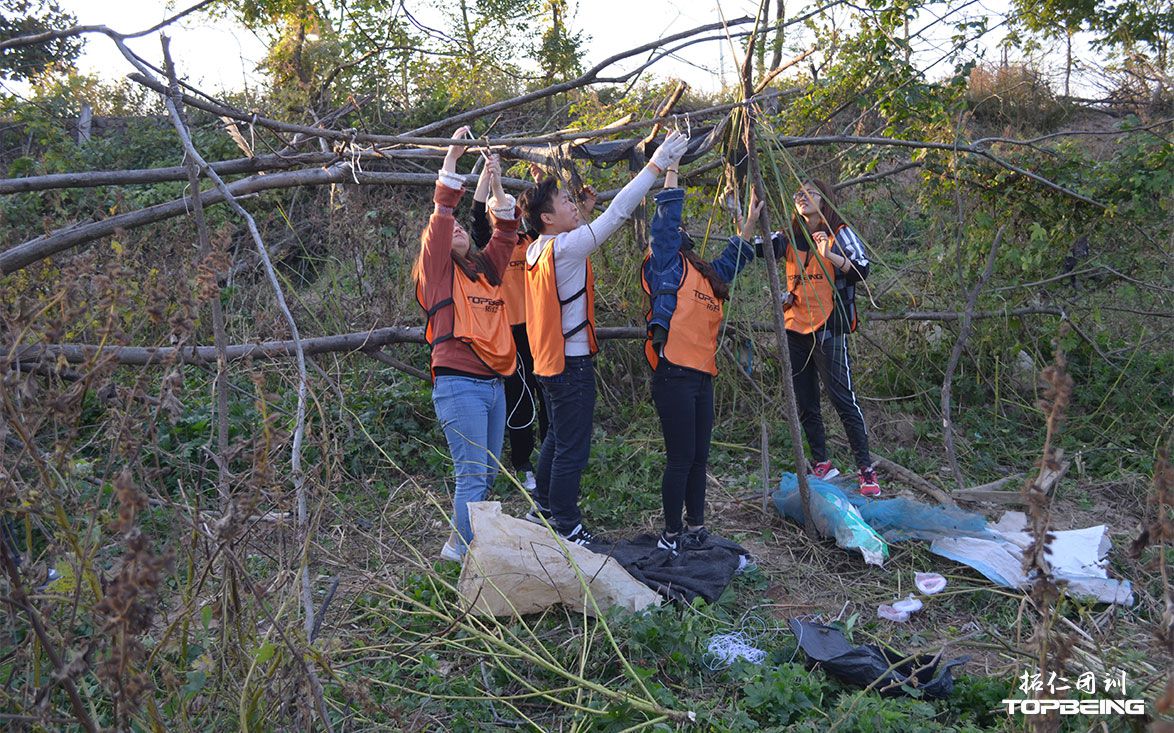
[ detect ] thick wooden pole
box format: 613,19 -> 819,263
740,12 -> 816,538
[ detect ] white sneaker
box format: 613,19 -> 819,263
440,541 -> 462,563
521,471 -> 537,492
439,531 -> 462,563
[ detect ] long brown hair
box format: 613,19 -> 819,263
789,178 -> 845,247
683,249 -> 731,301
411,223 -> 501,286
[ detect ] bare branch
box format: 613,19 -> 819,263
942,225 -> 1005,491
0,0 -> 218,51
0,168 -> 530,274
5,310 -> 1069,368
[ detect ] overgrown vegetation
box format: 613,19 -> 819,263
1,0 -> 1171,730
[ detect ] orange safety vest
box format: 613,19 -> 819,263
783,226 -> 852,334
641,254 -> 723,376
416,266 -> 516,377
500,235 -> 531,326
525,241 -> 597,377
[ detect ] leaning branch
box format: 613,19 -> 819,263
778,134 -> 1106,208
143,36 -> 327,731
0,148 -> 449,195
0,168 -> 530,274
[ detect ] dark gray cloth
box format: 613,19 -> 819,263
789,620 -> 967,699
602,532 -> 748,604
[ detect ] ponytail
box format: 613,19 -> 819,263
683,250 -> 730,301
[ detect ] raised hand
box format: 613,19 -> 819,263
577,184 -> 597,213
650,129 -> 690,172
739,193 -> 765,241
485,154 -> 505,201
442,125 -> 473,173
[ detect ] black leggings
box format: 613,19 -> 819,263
651,361 -> 714,534
504,323 -> 547,471
787,328 -> 871,470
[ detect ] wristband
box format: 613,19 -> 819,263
437,169 -> 465,190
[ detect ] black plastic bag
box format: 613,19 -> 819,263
788,620 -> 967,699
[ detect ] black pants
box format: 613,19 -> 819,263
535,356 -> 595,532
504,323 -> 547,471
651,361 -> 714,534
787,328 -> 871,470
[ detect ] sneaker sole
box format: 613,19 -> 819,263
859,488 -> 881,498
524,511 -> 551,525
816,468 -> 841,481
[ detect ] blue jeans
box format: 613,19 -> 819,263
431,376 -> 506,553
535,356 -> 596,532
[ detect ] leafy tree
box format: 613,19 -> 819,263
531,0 -> 584,87
1010,0 -> 1172,95
0,0 -> 82,81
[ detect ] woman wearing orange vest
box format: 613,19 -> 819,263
767,178 -> 880,497
413,129 -> 520,561
642,168 -> 761,552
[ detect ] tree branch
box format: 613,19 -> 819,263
0,168 -> 530,274
941,225 -> 1005,491
5,311 -> 1069,367
0,0 -> 218,51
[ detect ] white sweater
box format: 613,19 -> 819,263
525,167 -> 657,356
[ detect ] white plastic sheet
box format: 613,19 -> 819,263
930,512 -> 1133,605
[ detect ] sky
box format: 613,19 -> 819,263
44,0 -> 1095,98
56,0 -> 779,95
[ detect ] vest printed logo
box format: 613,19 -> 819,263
792,272 -> 825,285
693,289 -> 721,312
508,259 -> 525,269
468,295 -> 505,312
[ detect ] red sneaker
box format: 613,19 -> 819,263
811,460 -> 840,481
858,467 -> 881,497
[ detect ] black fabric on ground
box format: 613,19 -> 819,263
602,532 -> 748,604
788,620 -> 968,699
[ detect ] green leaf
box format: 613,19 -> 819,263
255,641 -> 276,665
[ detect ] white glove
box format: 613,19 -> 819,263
649,130 -> 689,171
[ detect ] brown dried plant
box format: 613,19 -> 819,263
1020,326 -> 1076,733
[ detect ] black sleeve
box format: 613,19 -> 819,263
470,200 -> 492,250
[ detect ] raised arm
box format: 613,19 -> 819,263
645,187 -> 686,339
469,157 -> 494,249
648,187 -> 685,277
558,131 -> 690,258
480,154 -> 520,278
711,195 -> 763,284
420,126 -> 471,286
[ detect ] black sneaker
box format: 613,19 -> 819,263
524,506 -> 552,525
558,523 -> 599,546
680,526 -> 710,550
657,531 -> 680,553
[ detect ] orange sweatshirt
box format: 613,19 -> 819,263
417,181 -> 520,377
